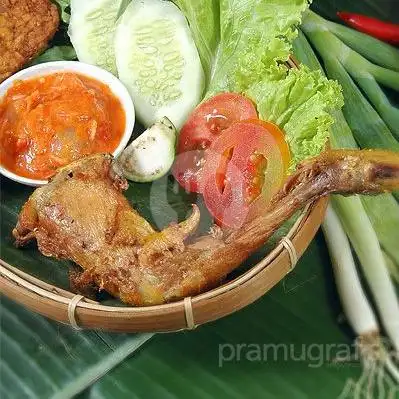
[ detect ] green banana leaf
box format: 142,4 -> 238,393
1,0 -> 398,398
0,238 -> 363,399
0,297 -> 153,398
76,240 -> 365,399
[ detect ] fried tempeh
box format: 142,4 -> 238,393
0,0 -> 59,82
13,150 -> 399,305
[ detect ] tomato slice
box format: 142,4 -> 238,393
202,120 -> 290,229
172,93 -> 257,192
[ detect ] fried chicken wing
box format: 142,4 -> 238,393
13,150 -> 399,305
0,0 -> 59,82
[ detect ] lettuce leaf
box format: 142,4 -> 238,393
248,67 -> 343,167
173,0 -> 220,82
208,0 -> 309,94
174,0 -> 343,166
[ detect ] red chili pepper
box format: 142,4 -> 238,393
337,12 -> 399,44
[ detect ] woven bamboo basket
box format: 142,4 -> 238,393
0,57 -> 329,332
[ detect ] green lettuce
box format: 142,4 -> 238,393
248,67 -> 343,167
173,0 -> 220,82
208,0 -> 309,94
173,0 -> 344,166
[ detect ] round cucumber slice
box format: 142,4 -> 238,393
114,0 -> 205,129
68,0 -> 128,75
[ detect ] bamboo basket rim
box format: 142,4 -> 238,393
0,198 -> 328,332
0,55 -> 328,332
1,203 -> 311,312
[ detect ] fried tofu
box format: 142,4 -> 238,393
0,0 -> 59,82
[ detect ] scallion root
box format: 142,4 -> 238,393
338,334 -> 399,399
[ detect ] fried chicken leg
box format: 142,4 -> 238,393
13,150 -> 399,305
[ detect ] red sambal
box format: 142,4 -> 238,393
0,72 -> 126,180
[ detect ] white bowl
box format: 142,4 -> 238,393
0,61 -> 135,186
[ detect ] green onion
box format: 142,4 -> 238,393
322,55 -> 399,201
294,26 -> 399,348
302,11 -> 399,91
323,206 -> 399,385
294,27 -> 399,282
354,74 -> 399,138
322,205 -> 378,337
330,105 -> 399,268
324,56 -> 399,148
361,195 -> 399,268
292,30 -> 323,72
332,195 -> 399,353
324,18 -> 399,72
302,10 -> 399,141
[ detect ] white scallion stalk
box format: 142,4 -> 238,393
322,205 -> 378,336
294,28 -> 399,388
332,196 -> 399,353
323,205 -> 399,385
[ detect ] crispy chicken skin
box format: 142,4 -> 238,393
13,150 -> 399,305
0,0 -> 59,82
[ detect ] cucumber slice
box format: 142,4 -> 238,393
68,0 -> 128,75
114,117 -> 177,182
114,0 -> 205,129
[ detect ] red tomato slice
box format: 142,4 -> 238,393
202,120 -> 290,229
172,93 -> 257,192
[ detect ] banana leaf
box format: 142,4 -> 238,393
1,0 -> 398,398
75,239 -> 365,399
1,238 -> 364,399
0,297 -> 153,398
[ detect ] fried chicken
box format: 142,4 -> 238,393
13,150 -> 399,305
0,0 -> 59,82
